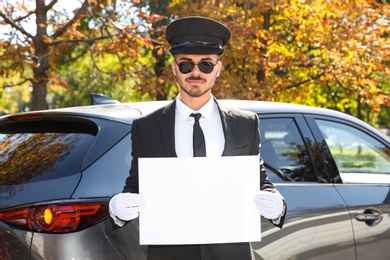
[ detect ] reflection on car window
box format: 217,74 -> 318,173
0,132 -> 95,185
260,118 -> 316,182
316,120 -> 390,184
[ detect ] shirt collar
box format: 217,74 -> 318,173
176,94 -> 215,120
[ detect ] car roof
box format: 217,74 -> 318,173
0,99 -> 381,133
0,99 -> 365,120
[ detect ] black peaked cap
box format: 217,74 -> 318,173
165,16 -> 231,55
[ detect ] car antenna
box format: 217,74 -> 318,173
90,93 -> 121,105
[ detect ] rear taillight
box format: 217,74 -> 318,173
0,201 -> 109,233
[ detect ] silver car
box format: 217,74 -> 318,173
1,96 -> 389,259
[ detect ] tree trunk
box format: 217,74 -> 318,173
31,80 -> 48,111
154,50 -> 167,101
31,0 -> 49,111
256,10 -> 271,83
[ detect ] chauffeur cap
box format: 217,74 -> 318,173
165,16 -> 231,55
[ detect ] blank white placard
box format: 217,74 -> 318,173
138,156 -> 261,245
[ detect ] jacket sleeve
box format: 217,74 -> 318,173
250,113 -> 275,191
123,118 -> 141,193
255,113 -> 287,228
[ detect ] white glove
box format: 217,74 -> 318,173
109,193 -> 145,227
255,191 -> 284,220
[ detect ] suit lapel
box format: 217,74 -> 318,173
159,99 -> 236,157
158,100 -> 177,157
216,100 -> 236,156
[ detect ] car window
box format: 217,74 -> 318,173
316,120 -> 390,184
0,132 -> 95,185
260,118 -> 317,182
0,122 -> 96,186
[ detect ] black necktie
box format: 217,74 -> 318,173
190,113 -> 206,157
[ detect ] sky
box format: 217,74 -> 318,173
1,0 -> 83,36
2,0 -> 138,37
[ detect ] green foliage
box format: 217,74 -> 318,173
167,0 -> 390,127
0,73 -> 31,114
50,52 -> 153,108
1,0 -> 389,128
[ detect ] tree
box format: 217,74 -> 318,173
52,51 -> 152,108
0,0 -> 164,111
131,0 -> 175,100
1,0 -> 389,127
167,0 -> 390,125
273,0 -> 390,124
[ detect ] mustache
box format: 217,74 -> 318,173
185,76 -> 206,82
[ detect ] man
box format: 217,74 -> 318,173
109,16 -> 286,260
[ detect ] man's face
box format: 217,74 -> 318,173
172,53 -> 222,99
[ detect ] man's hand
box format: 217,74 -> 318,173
109,193 -> 145,226
255,191 -> 284,220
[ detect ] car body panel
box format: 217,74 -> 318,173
334,185 -> 390,260
72,134 -> 132,198
252,184 -> 356,259
1,99 -> 390,260
29,220 -> 145,260
0,222 -> 32,259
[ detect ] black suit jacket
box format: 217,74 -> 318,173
123,99 -> 284,260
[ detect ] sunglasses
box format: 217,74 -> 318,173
174,60 -> 219,74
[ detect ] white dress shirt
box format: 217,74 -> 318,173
175,95 -> 225,157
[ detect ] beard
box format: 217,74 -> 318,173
180,84 -> 213,98
179,76 -> 213,98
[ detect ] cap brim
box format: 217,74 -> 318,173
169,44 -> 224,54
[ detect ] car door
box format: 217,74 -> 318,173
305,115 -> 390,260
251,115 -> 356,260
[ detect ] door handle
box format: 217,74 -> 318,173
355,213 -> 382,222
355,208 -> 383,226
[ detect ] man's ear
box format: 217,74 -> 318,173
216,61 -> 222,77
171,61 -> 177,76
